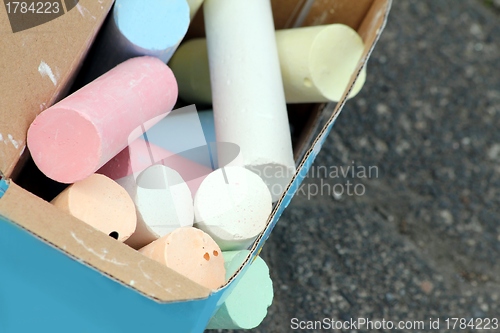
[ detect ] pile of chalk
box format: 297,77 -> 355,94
25,0 -> 365,329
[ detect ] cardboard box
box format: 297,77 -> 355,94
0,0 -> 392,332
0,0 -> 115,178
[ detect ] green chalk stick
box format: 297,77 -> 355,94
206,250 -> 274,330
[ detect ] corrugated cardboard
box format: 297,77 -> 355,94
0,0 -> 392,331
0,0 -> 114,177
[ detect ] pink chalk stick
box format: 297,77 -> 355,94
98,138 -> 212,197
27,56 -> 178,183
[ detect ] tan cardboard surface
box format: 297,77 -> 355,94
0,181 -> 211,302
271,0 -> 305,29
0,0 -> 114,176
303,0 -> 374,30
186,0 -> 312,38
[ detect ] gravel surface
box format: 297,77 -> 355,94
212,1 -> 500,332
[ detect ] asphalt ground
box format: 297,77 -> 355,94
216,1 -> 500,332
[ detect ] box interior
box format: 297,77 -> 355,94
0,0 -> 391,304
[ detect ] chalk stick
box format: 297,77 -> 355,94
139,227 -> 225,290
278,24 -> 365,103
118,164 -> 194,250
169,24 -> 366,104
194,166 -> 272,251
204,0 -> 296,202
98,137 -> 212,198
80,0 -> 190,82
186,0 -> 204,19
51,174 -> 136,242
27,56 -> 178,184
207,250 -> 273,329
169,39 -> 212,105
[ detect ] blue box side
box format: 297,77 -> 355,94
253,117 -> 338,254
0,214 -> 224,333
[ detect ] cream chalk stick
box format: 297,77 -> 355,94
51,174 -> 136,242
186,0 -> 204,19
278,24 -> 365,103
139,227 -> 225,290
169,24 -> 366,104
204,0 -> 296,202
207,250 -> 273,329
194,166 -> 272,251
118,164 -> 194,250
169,39 -> 212,105
27,56 -> 177,184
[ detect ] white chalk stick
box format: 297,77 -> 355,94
98,137 -> 212,199
169,24 -> 366,104
119,164 -> 194,249
204,0 -> 296,202
194,166 -> 272,251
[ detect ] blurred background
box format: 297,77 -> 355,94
228,0 -> 500,332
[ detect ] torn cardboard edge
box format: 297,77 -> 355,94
0,0 -> 391,304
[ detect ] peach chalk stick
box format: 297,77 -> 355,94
169,24 -> 366,104
118,164 -> 194,250
204,0 -> 296,202
139,227 -> 225,290
27,56 -> 178,184
207,250 -> 273,329
194,167 -> 272,251
98,137 -> 212,198
51,174 -> 137,242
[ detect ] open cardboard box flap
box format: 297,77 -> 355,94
0,0 -> 392,328
0,180 -> 212,301
0,0 -> 115,177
